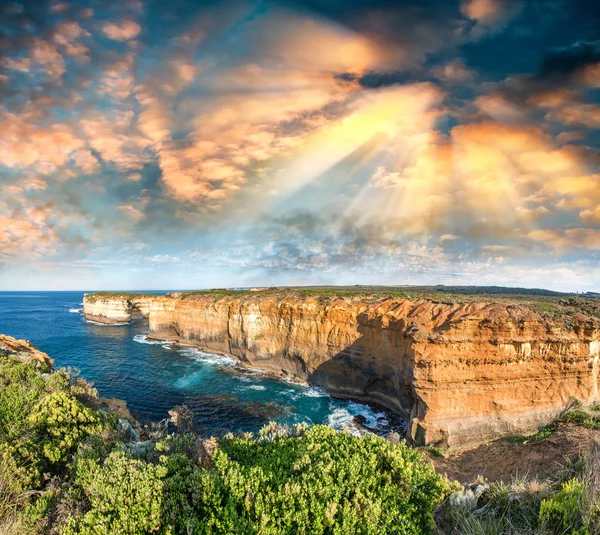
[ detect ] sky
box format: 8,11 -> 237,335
0,0 -> 599,291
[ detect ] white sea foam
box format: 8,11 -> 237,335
326,401 -> 389,436
327,408 -> 361,436
246,384 -> 266,391
133,334 -> 170,345
69,308 -> 82,313
179,347 -> 237,368
346,401 -> 389,429
303,386 -> 329,398
85,319 -> 129,326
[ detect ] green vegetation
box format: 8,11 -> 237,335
179,289 -> 249,300
562,410 -> 600,430
4,348 -> 600,534
505,424 -> 556,444
167,286 -> 600,321
83,292 -> 157,304
438,453 -> 600,535
0,353 -> 449,534
84,285 -> 600,322
505,408 -> 600,446
539,479 -> 589,534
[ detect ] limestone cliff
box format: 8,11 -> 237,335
83,291 -> 600,448
0,334 -> 53,369
83,293 -> 155,324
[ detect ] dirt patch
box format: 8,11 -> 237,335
431,422 -> 600,484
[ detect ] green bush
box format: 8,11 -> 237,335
64,425 -> 448,535
29,391 -> 102,465
0,359 -> 103,493
539,478 -> 589,535
64,451 -> 166,535
201,425 -> 449,535
0,358 -> 46,439
562,410 -> 600,430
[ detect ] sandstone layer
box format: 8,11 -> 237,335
0,333 -> 53,369
83,294 -> 155,324
83,292 -> 600,448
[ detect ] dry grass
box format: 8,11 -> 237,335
0,458 -> 26,534
581,440 -> 600,533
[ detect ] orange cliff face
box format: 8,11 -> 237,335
83,292 -> 600,448
0,333 -> 53,369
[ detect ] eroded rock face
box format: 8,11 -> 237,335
0,334 -> 53,369
83,293 -> 600,448
83,294 -> 156,323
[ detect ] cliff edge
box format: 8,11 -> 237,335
0,333 -> 53,370
83,290 -> 600,448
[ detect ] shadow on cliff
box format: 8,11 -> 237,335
308,311 -> 416,436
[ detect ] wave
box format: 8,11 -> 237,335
84,319 -> 129,326
133,334 -> 170,345
69,308 -> 82,313
178,347 -> 237,368
327,401 -> 390,436
346,401 -> 389,429
246,384 -> 266,391
302,386 -> 329,398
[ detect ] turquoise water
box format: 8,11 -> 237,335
0,292 -> 403,436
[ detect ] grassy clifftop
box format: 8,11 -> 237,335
84,285 -> 600,322
175,286 -> 600,322
83,292 -> 158,303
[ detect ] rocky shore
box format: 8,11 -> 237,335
83,290 -> 600,448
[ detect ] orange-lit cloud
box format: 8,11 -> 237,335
242,11 -> 396,75
0,211 -> 58,262
528,229 -> 600,252
0,114 -> 99,176
102,20 -> 141,41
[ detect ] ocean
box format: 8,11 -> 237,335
0,291 -> 403,436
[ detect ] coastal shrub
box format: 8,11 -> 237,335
64,451 -> 166,535
204,424 -> 449,535
29,391 -> 102,465
0,358 -> 46,439
63,425 -> 448,535
562,410 -> 600,430
539,478 -> 588,534
438,475 -> 553,535
0,357 -> 108,504
504,424 -> 556,444
160,453 -> 206,533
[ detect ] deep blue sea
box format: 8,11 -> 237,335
0,292 -> 402,436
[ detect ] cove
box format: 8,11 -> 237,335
0,291 -> 404,436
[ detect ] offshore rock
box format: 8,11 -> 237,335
82,294 -> 156,324
83,292 -> 600,448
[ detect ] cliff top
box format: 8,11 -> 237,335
84,291 -> 158,303
84,286 -> 600,323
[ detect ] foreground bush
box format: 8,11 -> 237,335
4,349 -> 600,535
64,425 -> 448,535
0,354 -> 449,534
539,479 -> 588,534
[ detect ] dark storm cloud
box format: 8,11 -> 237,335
536,42 -> 600,83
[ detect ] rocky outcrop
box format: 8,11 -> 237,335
83,292 -> 600,448
0,334 -> 53,369
83,294 -> 155,324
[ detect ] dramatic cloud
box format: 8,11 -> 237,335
102,20 -> 141,41
0,0 -> 599,291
